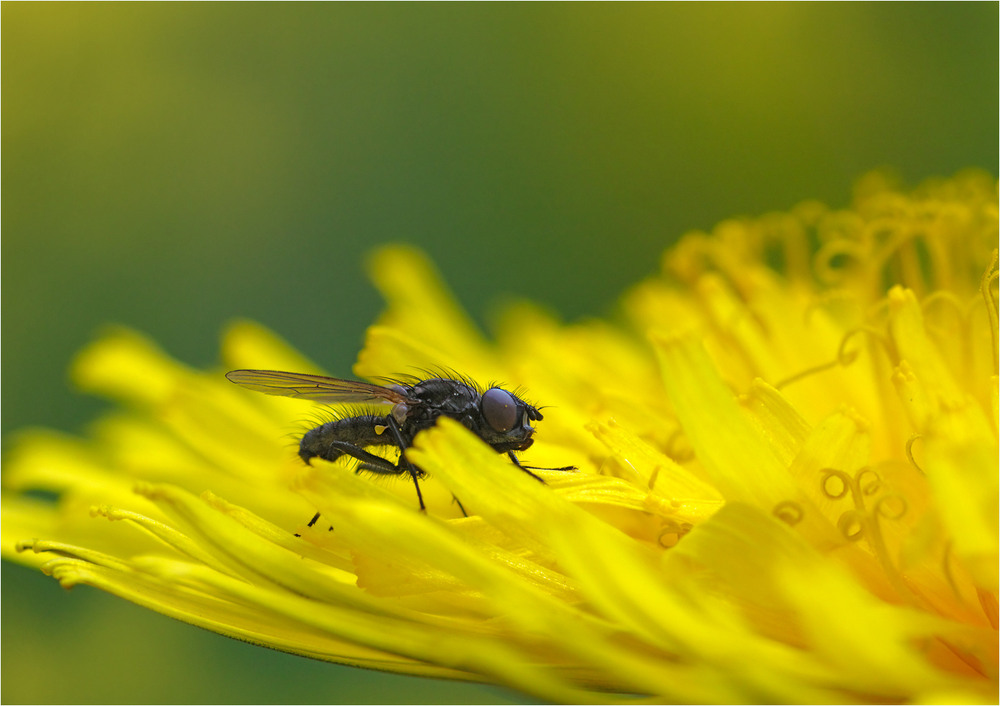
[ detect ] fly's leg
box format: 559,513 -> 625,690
508,451 -> 576,481
519,463 -> 578,471
296,440 -> 404,536
379,418 -> 463,516
447,455 -> 572,518
384,416 -> 426,511
294,511 -> 331,537
324,440 -> 404,475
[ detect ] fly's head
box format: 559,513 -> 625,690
477,387 -> 544,453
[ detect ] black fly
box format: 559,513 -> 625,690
225,369 -> 573,517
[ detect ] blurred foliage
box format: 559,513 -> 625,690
2,3 -> 996,703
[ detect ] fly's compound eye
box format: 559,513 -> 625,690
482,388 -> 517,433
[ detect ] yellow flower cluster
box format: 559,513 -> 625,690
3,171 -> 997,702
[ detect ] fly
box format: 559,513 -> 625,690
225,369 -> 573,517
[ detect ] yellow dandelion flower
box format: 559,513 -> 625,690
3,170 -> 997,703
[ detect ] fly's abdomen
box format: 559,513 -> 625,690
299,414 -> 393,464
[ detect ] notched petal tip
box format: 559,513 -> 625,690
15,538 -> 39,554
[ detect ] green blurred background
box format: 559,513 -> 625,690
3,4 -> 996,703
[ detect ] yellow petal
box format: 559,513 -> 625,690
652,332 -> 796,508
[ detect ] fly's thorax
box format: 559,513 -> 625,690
410,378 -> 479,413
398,378 -> 480,432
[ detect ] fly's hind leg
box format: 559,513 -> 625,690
325,440 -> 404,475
296,441 -> 405,536
294,511 -> 329,538
318,434 -> 427,512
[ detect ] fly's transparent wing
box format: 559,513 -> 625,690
225,369 -> 411,405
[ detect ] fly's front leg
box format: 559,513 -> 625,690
508,451 -> 576,481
